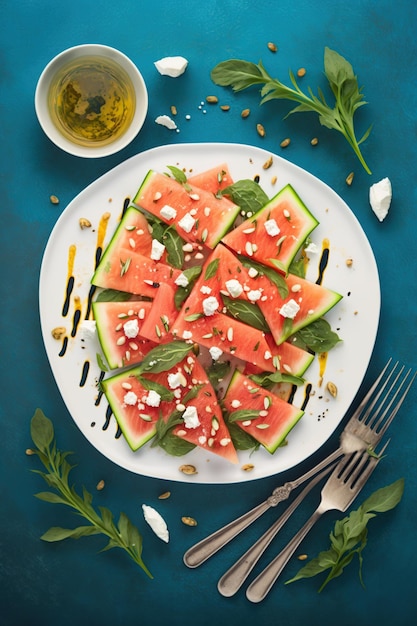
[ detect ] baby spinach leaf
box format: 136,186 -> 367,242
220,179 -> 269,215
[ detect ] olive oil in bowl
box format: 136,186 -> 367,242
48,55 -> 136,147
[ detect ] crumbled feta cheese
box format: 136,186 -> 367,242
151,239 -> 166,261
160,204 -> 177,221
178,212 -> 196,233
78,319 -> 96,340
231,399 -> 241,408
167,372 -> 186,389
182,330 -> 193,339
123,318 -> 139,338
182,405 -> 200,429
200,285 -> 212,295
279,299 -> 300,319
225,278 -> 243,298
248,267 -> 258,278
202,296 -> 220,316
248,289 -> 262,302
264,218 -> 281,237
155,115 -> 178,130
369,177 -> 392,222
264,350 -> 272,360
154,56 -> 188,77
209,346 -> 223,361
142,504 -> 169,543
145,390 -> 161,407
304,241 -> 318,254
124,391 -> 138,406
175,272 -> 189,287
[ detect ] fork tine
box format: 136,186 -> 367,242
371,368 -> 416,435
349,439 -> 390,491
359,359 -> 398,426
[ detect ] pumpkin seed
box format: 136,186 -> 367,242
79,217 -> 92,229
50,195 -> 59,204
181,516 -> 198,526
220,104 -> 230,111
327,381 -> 338,398
263,156 -> 273,170
242,463 -> 255,472
206,95 -> 218,103
280,137 -> 291,148
170,105 -> 177,116
267,42 -> 277,52
96,480 -> 105,491
241,108 -> 250,118
297,67 -> 306,77
346,171 -> 355,186
257,123 -> 266,137
310,137 -> 319,146
179,464 -> 198,475
51,326 -> 66,340
346,258 -> 353,267
158,491 -> 171,500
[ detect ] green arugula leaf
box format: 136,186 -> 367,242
29,409 -> 152,578
211,48 -> 372,174
285,478 -> 404,592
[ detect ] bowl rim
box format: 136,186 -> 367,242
34,43 -> 148,158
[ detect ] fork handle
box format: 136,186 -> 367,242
246,507 -> 323,603
217,464 -> 334,597
183,500 -> 271,568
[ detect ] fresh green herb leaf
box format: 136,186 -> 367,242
205,258 -> 220,280
29,409 -> 152,578
207,360 -> 231,387
147,216 -> 185,269
135,376 -> 175,402
239,256 -> 289,298
211,48 -> 372,174
225,419 -> 260,452
96,353 -> 109,372
285,478 -> 404,592
95,289 -> 132,302
166,165 -> 188,185
151,410 -> 196,456
120,257 -> 131,277
250,370 -> 304,388
222,295 -> 270,332
292,318 -> 342,353
220,179 -> 269,215
138,340 -> 193,373
228,409 -> 261,423
174,266 -> 203,310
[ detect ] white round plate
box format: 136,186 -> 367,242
39,143 -> 380,483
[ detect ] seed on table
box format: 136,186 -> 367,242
50,195 -> 59,204
280,138 -> 291,148
241,108 -> 250,118
297,554 -> 308,560
220,104 -> 230,111
346,171 -> 355,186
79,217 -> 92,229
170,105 -> 177,116
267,42 -> 278,52
158,491 -> 171,500
297,67 -> 306,77
257,123 -> 266,137
25,448 -> 35,455
206,95 -> 219,104
96,480 -> 105,491
310,137 -> 319,146
182,516 -> 198,526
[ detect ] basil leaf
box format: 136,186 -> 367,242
135,376 -> 175,402
226,420 -> 260,451
292,318 -> 342,353
222,295 -> 270,332
138,341 -> 193,373
249,370 -> 304,388
31,409 -> 54,453
207,360 -> 231,386
239,256 -> 289,298
228,409 -> 261,423
221,179 -> 269,215
95,289 -> 132,302
205,258 -> 220,280
359,477 -> 405,514
166,165 -> 188,184
174,265 -> 202,310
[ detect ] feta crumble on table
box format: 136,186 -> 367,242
123,318 -> 139,338
154,56 -> 188,77
142,504 -> 169,543
369,177 -> 392,222
155,115 -> 177,130
279,298 -> 300,319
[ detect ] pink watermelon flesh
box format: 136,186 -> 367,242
187,163 -> 234,193
139,282 -> 178,344
223,370 -> 304,453
92,300 -> 157,370
221,184 -> 319,275
132,170 -> 240,248
102,353 -> 238,462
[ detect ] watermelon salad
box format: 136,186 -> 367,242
89,162 -> 342,465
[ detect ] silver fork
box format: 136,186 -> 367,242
245,441 -> 389,603
184,359 -> 415,569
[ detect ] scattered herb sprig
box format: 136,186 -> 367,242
211,47 -> 372,173
285,478 -> 404,591
29,409 -> 152,578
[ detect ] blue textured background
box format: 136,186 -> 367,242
1,1 -> 416,624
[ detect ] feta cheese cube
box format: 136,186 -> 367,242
151,238 -> 166,261
160,204 -> 177,221
264,218 -> 281,237
154,56 -> 188,78
369,177 -> 392,222
225,278 -> 243,298
182,405 -> 200,429
202,296 -> 219,316
178,212 -> 196,233
248,289 -> 262,302
279,299 -> 300,319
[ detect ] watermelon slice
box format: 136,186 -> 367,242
222,184 -> 319,274
92,300 -> 157,369
132,170 -> 240,248
139,282 -> 178,344
101,352 -> 238,463
223,370 -> 304,453
187,163 -> 234,193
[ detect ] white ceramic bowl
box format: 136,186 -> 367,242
35,44 -> 148,158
